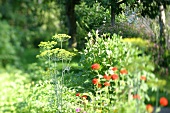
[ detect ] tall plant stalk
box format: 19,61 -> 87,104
37,34 -> 75,113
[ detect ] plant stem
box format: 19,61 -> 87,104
135,72 -> 139,113
155,88 -> 159,113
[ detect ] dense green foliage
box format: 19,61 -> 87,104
79,32 -> 156,90
76,32 -> 157,112
0,0 -> 63,67
1,33 -> 169,113
134,0 -> 170,19
0,0 -> 170,113
0,20 -> 20,67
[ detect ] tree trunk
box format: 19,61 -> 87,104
111,5 -> 116,26
65,0 -> 77,48
158,4 -> 167,66
159,3 -> 166,46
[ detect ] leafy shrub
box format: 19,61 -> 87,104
75,2 -> 110,49
75,2 -> 128,49
79,31 -> 155,74
76,32 -> 158,112
76,2 -> 110,31
123,38 -> 154,55
98,22 -> 154,39
123,38 -> 170,103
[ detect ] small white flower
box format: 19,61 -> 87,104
88,32 -> 92,37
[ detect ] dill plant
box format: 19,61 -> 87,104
37,34 -> 76,112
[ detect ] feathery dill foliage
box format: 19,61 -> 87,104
37,34 -> 76,112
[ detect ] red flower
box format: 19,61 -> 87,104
104,82 -> 110,86
111,74 -> 119,80
92,78 -> 98,85
103,74 -> 111,80
160,97 -> 168,106
133,94 -> 140,100
112,67 -> 118,71
146,104 -> 154,113
82,95 -> 87,99
76,93 -> 80,96
120,69 -> 128,74
97,84 -> 102,88
91,63 -> 100,70
141,76 -> 146,81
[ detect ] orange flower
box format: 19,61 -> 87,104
111,74 -> 119,80
97,84 -> 102,88
103,74 -> 111,80
92,78 -> 98,85
146,104 -> 154,113
120,69 -> 128,74
104,82 -> 110,86
91,63 -> 100,70
133,94 -> 140,100
76,93 -> 80,96
160,97 -> 168,106
141,76 -> 146,81
112,67 -> 118,71
82,95 -> 87,99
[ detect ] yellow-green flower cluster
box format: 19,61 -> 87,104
38,41 -> 57,50
53,34 -> 71,42
37,34 -> 76,61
